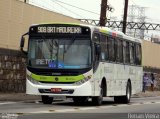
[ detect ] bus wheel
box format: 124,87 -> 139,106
124,81 -> 131,103
114,82 -> 131,104
92,85 -> 103,106
41,95 -> 53,104
73,97 -> 88,104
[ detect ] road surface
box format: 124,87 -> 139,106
0,96 -> 160,119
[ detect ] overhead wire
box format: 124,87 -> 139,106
52,0 -> 84,18
130,0 -> 137,5
51,0 -> 100,16
29,0 -> 59,13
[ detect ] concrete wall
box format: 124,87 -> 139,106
142,40 -> 160,69
0,49 -> 26,92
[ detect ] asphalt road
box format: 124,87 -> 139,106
1,97 -> 160,119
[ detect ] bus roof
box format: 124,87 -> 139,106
95,26 -> 142,43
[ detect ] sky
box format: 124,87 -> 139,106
29,0 -> 160,23
28,0 -> 160,39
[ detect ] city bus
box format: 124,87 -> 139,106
20,23 -> 143,105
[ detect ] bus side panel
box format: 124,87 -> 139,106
100,62 -> 143,97
93,62 -> 104,96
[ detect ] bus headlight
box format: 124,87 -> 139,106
74,75 -> 92,85
27,74 -> 40,85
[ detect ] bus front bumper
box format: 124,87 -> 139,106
26,79 -> 94,96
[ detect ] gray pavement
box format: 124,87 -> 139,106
0,91 -> 160,102
0,93 -> 40,102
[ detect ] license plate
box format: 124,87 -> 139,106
51,88 -> 62,93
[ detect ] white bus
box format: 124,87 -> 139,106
20,23 -> 143,105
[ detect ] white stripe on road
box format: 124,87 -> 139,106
1,100 -> 160,113
30,101 -> 160,113
0,102 -> 17,105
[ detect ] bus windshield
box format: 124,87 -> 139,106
28,37 -> 92,69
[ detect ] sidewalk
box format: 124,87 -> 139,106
0,93 -> 40,101
0,91 -> 160,101
133,91 -> 160,98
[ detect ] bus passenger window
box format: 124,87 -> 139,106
93,33 -> 100,43
114,38 -> 118,61
123,41 -> 126,63
125,41 -> 130,64
119,40 -> 123,63
130,43 -> 134,64
116,39 -> 123,63
135,44 -> 142,65
108,37 -> 115,62
123,41 -> 130,64
100,35 -> 108,61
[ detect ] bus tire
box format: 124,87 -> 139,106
92,84 -> 103,106
73,96 -> 88,104
114,81 -> 131,104
124,81 -> 131,103
41,95 -> 53,104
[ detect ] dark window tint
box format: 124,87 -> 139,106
108,37 -> 115,61
93,33 -> 100,43
129,43 -> 136,64
135,44 -> 142,65
123,41 -> 130,64
101,35 -> 108,61
116,39 -> 123,63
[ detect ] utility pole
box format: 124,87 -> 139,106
99,0 -> 108,26
24,0 -> 29,3
122,0 -> 129,34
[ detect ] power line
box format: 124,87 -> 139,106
130,0 -> 136,5
51,0 -> 100,15
52,0 -> 84,18
30,0 -> 58,13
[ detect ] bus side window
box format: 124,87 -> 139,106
108,37 -> 115,62
114,38 -> 118,62
100,34 -> 108,61
129,42 -> 134,64
125,41 -> 130,64
116,39 -> 123,63
93,33 -> 101,64
123,41 -> 130,64
106,37 -> 109,60
135,44 -> 142,65
119,39 -> 123,63
93,33 -> 100,43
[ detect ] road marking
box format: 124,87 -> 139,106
51,101 -> 160,113
0,102 -> 17,105
2,100 -> 160,114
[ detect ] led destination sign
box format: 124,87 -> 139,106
37,26 -> 82,34
30,25 -> 90,35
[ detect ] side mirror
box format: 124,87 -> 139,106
20,36 -> 25,48
20,32 -> 28,55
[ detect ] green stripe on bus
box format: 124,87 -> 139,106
31,73 -> 84,82
100,29 -> 109,34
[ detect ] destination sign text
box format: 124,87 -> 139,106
37,26 -> 82,34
